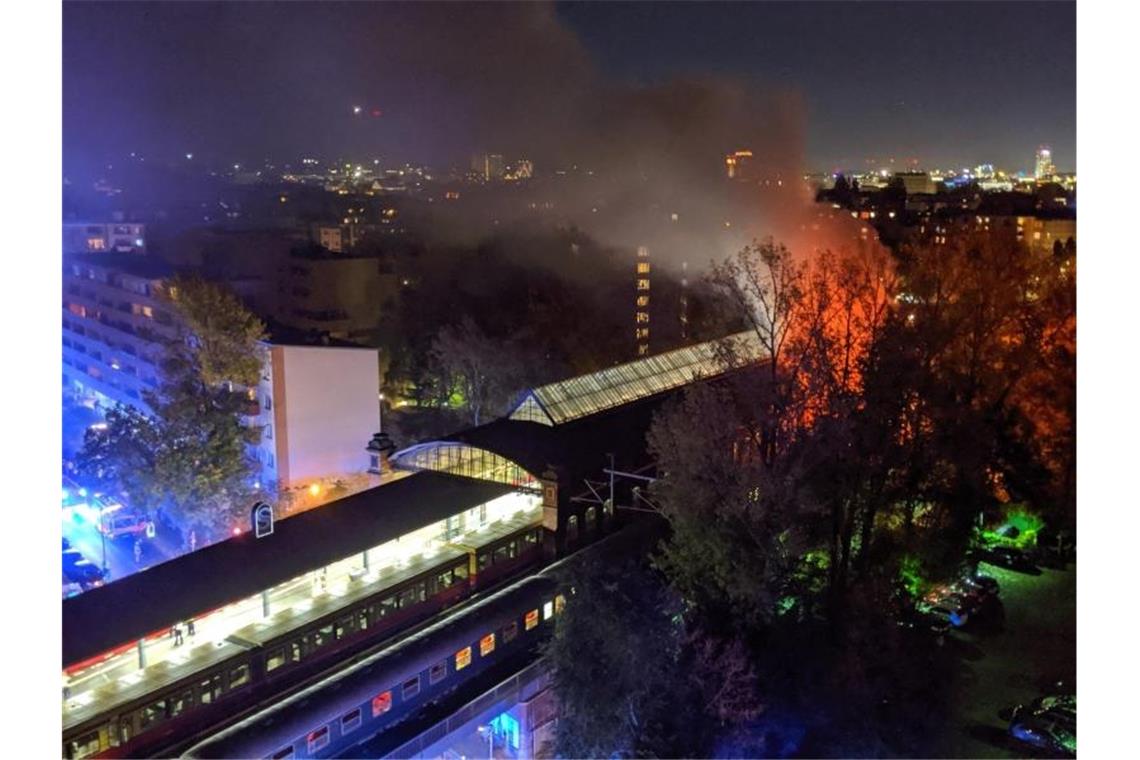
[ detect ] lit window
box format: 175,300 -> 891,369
543,601 -> 554,620
525,609 -> 539,631
88,238 -> 106,251
307,726 -> 329,753
637,279 -> 650,291
266,648 -> 286,672
480,633 -> 496,656
455,646 -> 472,670
430,660 -> 447,684
371,691 -> 392,717
341,708 -> 362,734
636,262 -> 650,274
229,664 -> 251,689
555,594 -> 566,615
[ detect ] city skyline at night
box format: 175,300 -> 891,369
63,2 -> 1075,182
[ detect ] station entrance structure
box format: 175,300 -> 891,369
391,330 -> 765,557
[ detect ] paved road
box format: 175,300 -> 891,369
62,493 -> 182,593
933,560 -> 1076,757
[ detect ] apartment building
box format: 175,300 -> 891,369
62,250 -> 381,490
62,253 -> 177,413
248,339 -> 380,489
63,222 -> 146,255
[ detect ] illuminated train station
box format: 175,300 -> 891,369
61,331 -> 765,759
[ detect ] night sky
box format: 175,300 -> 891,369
63,1 -> 1074,180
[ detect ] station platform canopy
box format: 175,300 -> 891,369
508,330 -> 764,426
62,472 -> 516,668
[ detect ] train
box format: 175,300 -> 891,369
63,523 -> 543,760
181,524 -> 661,760
184,573 -> 561,759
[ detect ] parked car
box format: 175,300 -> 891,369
949,583 -> 988,612
1007,688 -> 1076,756
64,558 -> 106,588
921,594 -> 971,627
959,572 -> 1000,598
983,545 -> 1038,572
1009,711 -> 1076,756
63,548 -> 106,588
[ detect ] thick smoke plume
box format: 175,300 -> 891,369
65,1 -> 863,271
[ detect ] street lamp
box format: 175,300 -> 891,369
378,392 -> 385,434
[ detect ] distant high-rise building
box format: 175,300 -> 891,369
725,150 -> 754,180
1035,146 -> 1055,180
470,152 -> 507,181
487,154 -> 505,180
635,246 -> 651,357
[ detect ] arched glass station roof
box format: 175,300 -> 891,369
390,442 -> 540,493
508,330 -> 765,426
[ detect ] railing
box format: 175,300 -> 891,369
383,659 -> 551,759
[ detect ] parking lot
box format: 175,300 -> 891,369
932,560 -> 1076,757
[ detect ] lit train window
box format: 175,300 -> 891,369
69,731 -> 100,759
170,689 -> 194,717
198,674 -> 223,705
480,633 -> 496,656
271,746 -> 295,759
371,691 -> 392,717
543,601 -> 554,620
266,648 -> 286,672
436,569 -> 454,589
555,594 -> 566,615
454,563 -> 469,581
402,676 -> 420,700
341,708 -> 362,734
525,609 -> 539,630
229,663 -> 251,689
503,622 -> 518,643
430,660 -> 447,684
307,726 -> 329,753
455,646 -> 472,670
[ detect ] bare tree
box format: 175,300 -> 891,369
429,316 -> 528,426
710,238 -> 805,464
